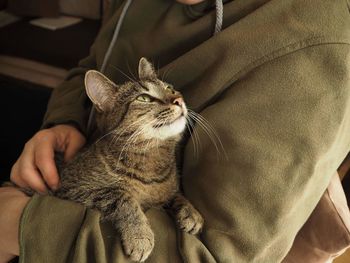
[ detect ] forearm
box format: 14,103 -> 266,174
0,188 -> 30,261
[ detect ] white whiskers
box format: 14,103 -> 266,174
186,109 -> 228,161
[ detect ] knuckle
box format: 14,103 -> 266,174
10,166 -> 18,181
35,145 -> 54,161
35,159 -> 46,171
10,162 -> 23,180
23,140 -> 33,151
35,129 -> 51,140
10,167 -> 16,176
35,152 -> 46,164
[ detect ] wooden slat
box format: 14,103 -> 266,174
0,55 -> 68,88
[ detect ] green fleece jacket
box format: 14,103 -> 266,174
19,0 -> 350,262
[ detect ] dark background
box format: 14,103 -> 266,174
0,3 -> 100,183
0,76 -> 52,180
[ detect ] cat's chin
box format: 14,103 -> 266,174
145,116 -> 187,140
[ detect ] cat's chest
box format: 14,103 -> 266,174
60,147 -> 179,206
131,166 -> 178,206
104,149 -> 179,203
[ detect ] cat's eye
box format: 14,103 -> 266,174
136,94 -> 153,102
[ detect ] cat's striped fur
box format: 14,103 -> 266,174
53,58 -> 203,262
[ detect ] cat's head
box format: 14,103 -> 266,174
85,57 -> 187,142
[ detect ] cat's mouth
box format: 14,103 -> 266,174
170,115 -> 186,126
153,114 -> 186,128
146,114 -> 187,140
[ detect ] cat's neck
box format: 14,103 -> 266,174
95,135 -> 179,158
93,136 -> 178,176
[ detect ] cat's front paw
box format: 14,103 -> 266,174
176,204 -> 204,235
121,225 -> 155,262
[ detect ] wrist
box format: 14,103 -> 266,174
0,187 -> 30,257
42,120 -> 86,138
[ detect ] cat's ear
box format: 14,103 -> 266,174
85,70 -> 117,112
138,57 -> 157,80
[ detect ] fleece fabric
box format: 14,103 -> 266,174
19,0 -> 350,262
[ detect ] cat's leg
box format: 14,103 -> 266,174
169,193 -> 204,235
95,190 -> 154,262
55,186 -> 154,262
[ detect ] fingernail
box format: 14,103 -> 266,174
52,183 -> 60,191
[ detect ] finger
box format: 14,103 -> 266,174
10,162 -> 29,188
10,142 -> 36,189
18,142 -> 49,194
23,168 -> 49,194
34,136 -> 60,190
64,132 -> 86,162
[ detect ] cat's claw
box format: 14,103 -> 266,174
176,205 -> 204,235
121,226 -> 154,262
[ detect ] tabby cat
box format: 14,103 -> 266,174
52,58 -> 203,262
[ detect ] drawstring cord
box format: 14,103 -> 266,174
100,0 -> 134,73
214,0 -> 223,35
87,0 -> 134,133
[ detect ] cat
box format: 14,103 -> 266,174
43,57 -> 203,262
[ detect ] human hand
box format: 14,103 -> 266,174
0,187 -> 30,262
10,124 -> 86,194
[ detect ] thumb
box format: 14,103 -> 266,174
64,133 -> 86,162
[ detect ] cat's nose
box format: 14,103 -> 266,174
173,97 -> 183,107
